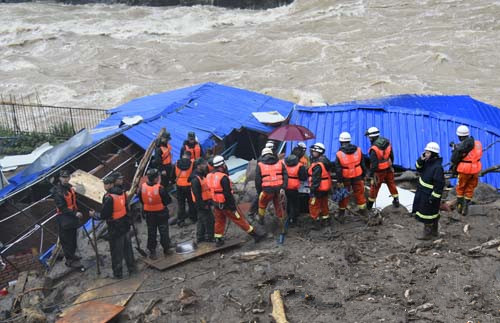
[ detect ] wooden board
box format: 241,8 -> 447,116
70,170 -> 106,204
59,273 -> 144,318
142,240 -> 243,271
56,301 -> 124,323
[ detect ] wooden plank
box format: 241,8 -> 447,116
59,273 -> 145,318
56,301 -> 124,323
70,170 -> 106,204
10,271 -> 29,312
141,239 -> 243,271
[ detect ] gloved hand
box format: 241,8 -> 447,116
310,197 -> 317,206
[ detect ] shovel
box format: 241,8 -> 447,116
130,219 -> 148,257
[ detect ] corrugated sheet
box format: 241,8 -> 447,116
289,95 -> 500,188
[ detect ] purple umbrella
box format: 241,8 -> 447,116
267,124 -> 315,141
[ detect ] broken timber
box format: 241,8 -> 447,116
56,301 -> 124,323
270,290 -> 288,323
69,170 -> 107,203
141,240 -> 243,271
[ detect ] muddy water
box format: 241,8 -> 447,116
1,0 -> 500,109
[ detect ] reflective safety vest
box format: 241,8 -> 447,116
258,162 -> 283,188
206,172 -> 232,203
57,187 -> 77,215
110,193 -> 127,220
184,144 -> 201,161
457,140 -> 482,174
284,162 -> 301,190
370,144 -> 392,171
191,175 -> 212,202
308,162 -> 332,191
336,147 -> 363,179
299,155 -> 309,167
176,162 -> 193,187
141,183 -> 164,212
160,144 -> 172,165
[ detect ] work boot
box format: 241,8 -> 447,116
359,208 -> 369,223
113,273 -> 123,280
456,197 -> 465,214
463,199 -> 470,216
367,201 -> 374,210
392,197 -> 400,208
257,215 -> 265,225
430,221 -> 439,238
416,224 -> 433,240
215,238 -> 225,247
312,219 -> 322,230
250,230 -> 266,243
149,250 -> 157,260
65,259 -> 82,269
321,216 -> 331,226
177,220 -> 186,228
163,248 -> 172,256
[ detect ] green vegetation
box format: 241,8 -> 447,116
0,124 -> 73,156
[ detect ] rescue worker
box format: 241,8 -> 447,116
413,142 -> 444,240
206,155 -> 265,246
51,170 -> 83,268
175,151 -> 196,227
111,171 -> 126,190
334,132 -> 368,220
365,127 -> 399,209
283,154 -> 307,225
255,148 -> 288,225
139,168 -> 171,260
90,176 -> 136,279
190,158 -> 215,243
450,125 -> 482,215
308,143 -> 332,228
292,142 -> 310,167
155,131 -> 174,187
180,131 -> 203,162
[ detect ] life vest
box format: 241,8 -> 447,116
457,140 -> 482,174
191,175 -> 212,202
184,144 -> 201,161
299,155 -> 309,167
370,144 -> 392,171
160,144 -> 172,165
336,147 -> 363,179
141,183 -> 164,212
57,187 -> 77,215
308,162 -> 332,191
176,162 -> 193,187
206,172 -> 232,203
258,161 -> 283,188
284,162 -> 301,190
110,193 -> 127,220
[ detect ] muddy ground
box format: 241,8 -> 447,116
5,184 -> 500,323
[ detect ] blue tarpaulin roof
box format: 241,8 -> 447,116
289,94 -> 500,188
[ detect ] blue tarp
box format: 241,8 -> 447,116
289,95 -> 500,189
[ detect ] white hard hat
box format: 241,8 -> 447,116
366,126 -> 380,138
265,141 -> 274,149
424,142 -> 440,154
456,125 -> 470,137
339,132 -> 351,142
213,155 -> 225,167
298,142 -> 306,149
311,142 -> 325,154
261,148 -> 273,156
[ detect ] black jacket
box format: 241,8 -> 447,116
368,137 -> 394,176
154,143 -> 172,167
334,144 -> 367,182
180,141 -> 203,158
138,181 -> 171,214
450,136 -> 475,170
309,155 -> 332,197
51,183 -> 80,229
255,154 -> 288,193
190,169 -> 210,210
413,156 -> 445,222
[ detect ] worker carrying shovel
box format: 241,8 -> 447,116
89,176 -> 136,279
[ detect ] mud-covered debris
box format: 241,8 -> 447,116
344,244 -> 361,264
231,249 -> 283,262
468,238 -> 500,254
22,307 -> 47,323
178,288 -> 197,307
408,302 -> 434,315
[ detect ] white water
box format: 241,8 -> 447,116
1,0 -> 500,109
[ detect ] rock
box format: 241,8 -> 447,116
22,307 -> 47,323
178,288 -> 197,306
344,245 -> 361,264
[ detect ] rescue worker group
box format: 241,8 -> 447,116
52,126 -> 483,278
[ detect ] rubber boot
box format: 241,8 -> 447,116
257,208 -> 266,225
367,200 -> 374,210
416,224 -> 433,240
149,249 -> 157,260
359,208 -> 369,223
312,219 -> 322,230
463,199 -> 470,216
392,197 -> 400,208
430,221 -> 439,238
249,230 -> 266,243
215,237 -> 225,247
336,209 -> 346,224
321,216 -> 331,227
456,197 -> 464,215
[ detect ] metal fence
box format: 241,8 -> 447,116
0,95 -> 107,136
